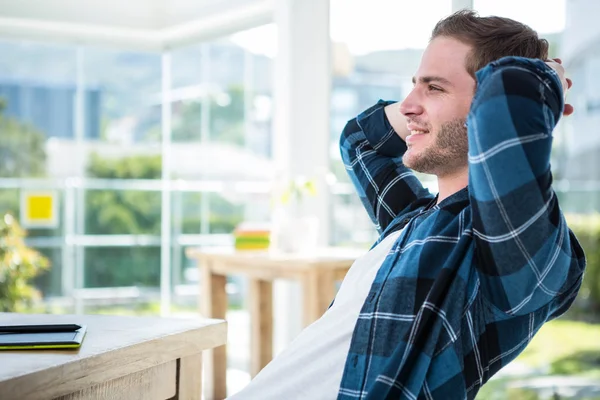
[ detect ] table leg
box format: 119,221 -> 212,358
249,279 -> 273,377
200,261 -> 228,400
302,269 -> 336,327
177,353 -> 203,400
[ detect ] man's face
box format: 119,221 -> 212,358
400,36 -> 476,176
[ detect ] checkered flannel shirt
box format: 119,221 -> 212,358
337,56 -> 586,400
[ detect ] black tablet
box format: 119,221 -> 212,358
0,325 -> 87,350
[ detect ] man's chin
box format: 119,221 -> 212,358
403,153 -> 435,174
402,152 -> 420,170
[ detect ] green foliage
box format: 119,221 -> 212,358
86,153 -> 162,236
503,388 -> 540,400
0,98 -> 47,178
85,154 -> 244,287
566,214 -> 600,313
517,320 -> 600,373
550,350 -> 600,375
86,190 -> 162,235
0,214 -> 50,312
477,319 -> 600,400
84,247 -> 160,288
85,154 -> 160,286
87,152 -> 162,179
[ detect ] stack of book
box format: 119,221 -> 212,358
233,223 -> 271,251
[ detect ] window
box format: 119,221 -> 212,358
0,29 -> 274,314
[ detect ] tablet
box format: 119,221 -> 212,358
0,325 -> 87,350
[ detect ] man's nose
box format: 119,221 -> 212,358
399,90 -> 424,117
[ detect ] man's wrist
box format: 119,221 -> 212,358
356,101 -> 408,158
384,103 -> 410,142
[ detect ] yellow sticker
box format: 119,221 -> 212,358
20,191 -> 58,228
27,195 -> 53,220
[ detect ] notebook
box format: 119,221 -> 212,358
0,324 -> 87,350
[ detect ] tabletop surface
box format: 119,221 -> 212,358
0,313 -> 226,383
187,246 -> 366,264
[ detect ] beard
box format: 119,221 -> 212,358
402,118 -> 468,176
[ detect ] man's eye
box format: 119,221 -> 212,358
428,85 -> 442,92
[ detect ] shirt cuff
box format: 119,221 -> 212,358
356,100 -> 408,158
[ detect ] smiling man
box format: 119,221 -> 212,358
229,10 -> 586,400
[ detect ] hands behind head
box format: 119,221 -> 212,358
545,58 -> 574,116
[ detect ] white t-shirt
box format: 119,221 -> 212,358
228,229 -> 404,400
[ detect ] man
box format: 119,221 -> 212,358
230,10 -> 586,400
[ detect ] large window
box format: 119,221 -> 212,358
0,31 -> 274,315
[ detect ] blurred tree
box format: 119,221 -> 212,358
0,99 -> 51,238
567,214 -> 600,316
86,153 -> 162,236
85,153 -> 243,287
85,153 -> 162,287
0,213 -> 50,312
0,98 -> 47,178
0,97 -> 48,221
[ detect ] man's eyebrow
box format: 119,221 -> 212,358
411,76 -> 453,86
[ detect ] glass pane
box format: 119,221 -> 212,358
169,34 -> 274,183
84,246 -> 160,288
0,189 -> 19,217
84,189 -> 161,235
0,40 -> 77,82
33,247 -> 63,298
556,190 -> 600,214
171,44 -> 205,90
82,245 -> 161,316
173,192 -> 245,235
330,191 -> 377,248
84,47 -> 162,155
0,41 -> 77,179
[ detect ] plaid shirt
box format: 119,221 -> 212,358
337,57 -> 586,400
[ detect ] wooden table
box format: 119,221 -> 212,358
186,247 -> 361,400
0,313 -> 227,400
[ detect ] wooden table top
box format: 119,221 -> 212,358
0,313 -> 227,399
187,247 -> 366,269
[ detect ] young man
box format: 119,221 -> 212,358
229,10 -> 586,400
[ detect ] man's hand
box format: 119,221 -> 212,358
545,58 -> 574,116
384,103 -> 411,142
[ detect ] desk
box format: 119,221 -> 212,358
0,313 -> 227,400
186,247 -> 361,399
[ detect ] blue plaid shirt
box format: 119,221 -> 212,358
337,57 -> 586,400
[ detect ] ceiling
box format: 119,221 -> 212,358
0,0 -> 273,51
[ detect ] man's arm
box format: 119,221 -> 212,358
340,100 -> 433,234
468,57 -> 586,317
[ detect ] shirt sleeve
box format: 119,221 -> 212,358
468,57 -> 586,316
340,100 -> 433,234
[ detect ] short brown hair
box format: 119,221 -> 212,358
431,10 -> 549,77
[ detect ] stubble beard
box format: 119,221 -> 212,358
402,118 -> 469,176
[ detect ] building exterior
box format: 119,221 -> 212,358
0,79 -> 101,139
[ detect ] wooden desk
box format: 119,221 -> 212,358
186,247 -> 361,400
0,313 -> 227,400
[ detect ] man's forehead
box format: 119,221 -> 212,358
413,37 -> 473,85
